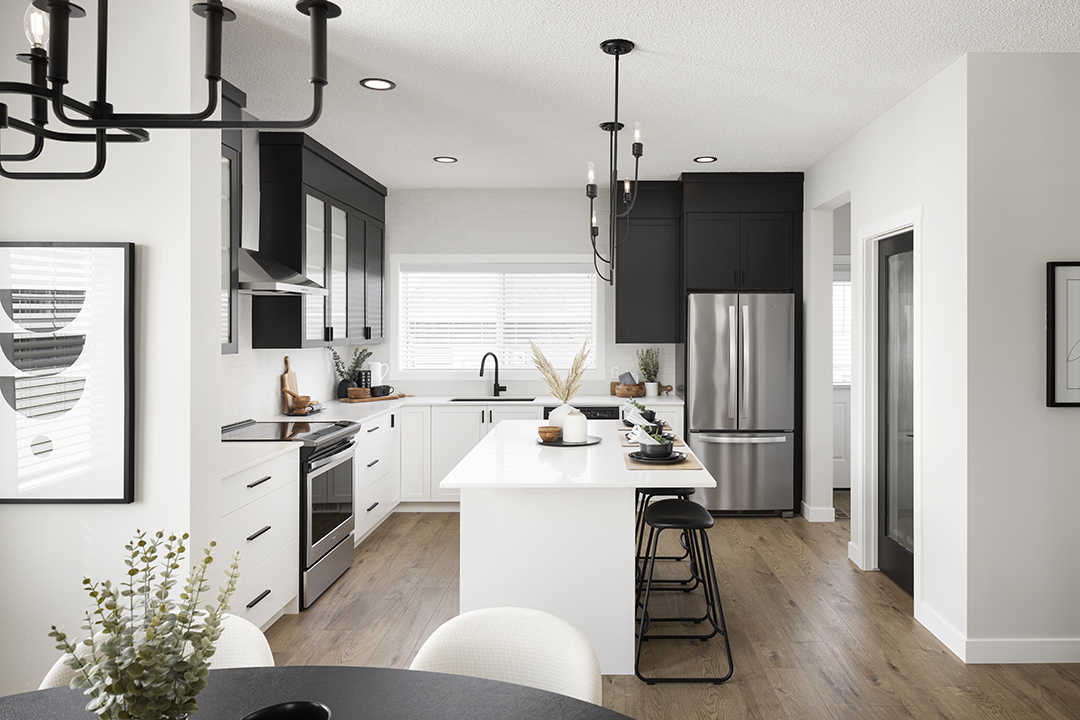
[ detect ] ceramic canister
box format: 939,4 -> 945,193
561,409 -> 588,443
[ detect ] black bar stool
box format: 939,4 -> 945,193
635,487 -> 695,589
635,498 -> 734,685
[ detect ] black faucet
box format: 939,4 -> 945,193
479,352 -> 507,397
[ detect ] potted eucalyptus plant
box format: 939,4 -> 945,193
330,346 -> 373,398
637,347 -> 660,397
49,530 -> 241,720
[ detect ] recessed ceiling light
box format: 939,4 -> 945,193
433,156 -> 458,163
359,78 -> 395,91
693,156 -> 718,163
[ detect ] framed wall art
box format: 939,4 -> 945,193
1047,261 -> 1080,407
0,242 -> 134,502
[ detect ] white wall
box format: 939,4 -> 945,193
383,189 -> 679,398
964,54 -> 1080,659
805,56 -> 970,652
0,3 -> 220,695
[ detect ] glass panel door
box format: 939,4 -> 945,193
305,194 -> 326,342
878,231 -> 914,596
220,155 -> 232,346
329,206 -> 348,342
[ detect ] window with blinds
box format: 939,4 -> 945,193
398,263 -> 598,370
833,277 -> 852,385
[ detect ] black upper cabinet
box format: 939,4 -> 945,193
684,211 -> 794,291
364,221 -> 385,342
252,133 -> 387,349
614,182 -> 682,344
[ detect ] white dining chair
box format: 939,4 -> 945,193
409,607 -> 603,705
39,613 -> 274,690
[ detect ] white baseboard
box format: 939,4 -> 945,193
963,637 -> 1080,664
394,502 -> 460,513
847,541 -> 867,569
914,602 -> 967,661
801,501 -> 835,522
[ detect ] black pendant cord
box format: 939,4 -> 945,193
606,52 -> 619,286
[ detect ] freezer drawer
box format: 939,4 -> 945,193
688,432 -> 794,513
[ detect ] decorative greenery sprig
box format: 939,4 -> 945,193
530,340 -> 591,404
649,431 -> 672,445
636,347 -> 660,383
48,530 -> 241,720
329,347 -> 373,382
630,399 -> 649,413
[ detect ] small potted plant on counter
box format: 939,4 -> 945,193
637,347 -> 660,397
49,530 -> 241,720
330,346 -> 373,398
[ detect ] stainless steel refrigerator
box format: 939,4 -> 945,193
686,293 -> 795,514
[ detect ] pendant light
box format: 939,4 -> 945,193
586,39 -> 643,285
0,0 -> 341,180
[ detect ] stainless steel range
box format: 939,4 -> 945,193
221,419 -> 362,608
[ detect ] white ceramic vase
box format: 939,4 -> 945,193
644,382 -> 659,397
547,403 -> 574,428
561,409 -> 588,443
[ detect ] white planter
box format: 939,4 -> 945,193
644,382 -> 659,397
547,403 -> 574,428
561,410 -> 588,443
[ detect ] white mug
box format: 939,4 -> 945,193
366,361 -> 389,386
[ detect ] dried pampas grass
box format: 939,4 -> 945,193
531,340 -> 591,403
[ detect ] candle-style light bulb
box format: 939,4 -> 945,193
591,212 -> 597,227
24,4 -> 49,49
587,162 -> 595,185
624,179 -> 631,194
634,122 -> 641,143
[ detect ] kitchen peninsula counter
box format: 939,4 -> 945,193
441,419 -> 715,675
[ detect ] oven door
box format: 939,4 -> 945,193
304,440 -> 355,568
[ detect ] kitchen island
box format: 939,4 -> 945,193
441,419 -> 716,675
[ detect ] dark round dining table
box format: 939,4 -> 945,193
0,665 -> 634,720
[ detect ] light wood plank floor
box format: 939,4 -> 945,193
265,495 -> 1080,719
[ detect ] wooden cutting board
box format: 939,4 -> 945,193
340,393 -> 406,404
282,356 -> 299,414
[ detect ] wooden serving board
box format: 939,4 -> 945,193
340,393 -> 406,404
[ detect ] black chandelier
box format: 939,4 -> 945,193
0,0 -> 341,181
586,38 -> 643,285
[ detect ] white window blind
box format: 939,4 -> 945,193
399,263 -> 597,370
833,278 -> 852,385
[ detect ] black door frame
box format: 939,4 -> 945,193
877,231 -> 914,596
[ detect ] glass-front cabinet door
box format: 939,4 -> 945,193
329,205 -> 349,342
220,145 -> 239,354
305,193 -> 327,343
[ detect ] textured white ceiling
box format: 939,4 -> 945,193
221,0 -> 1080,189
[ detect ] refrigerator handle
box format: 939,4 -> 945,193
728,304 -> 737,419
742,304 -> 750,420
698,436 -> 787,444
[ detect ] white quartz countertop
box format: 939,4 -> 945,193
220,441 -> 298,478
440,419 -> 715,490
267,393 -> 684,423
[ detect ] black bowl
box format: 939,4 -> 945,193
641,410 -> 656,423
240,701 -> 332,720
638,442 -> 673,458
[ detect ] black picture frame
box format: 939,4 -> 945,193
0,242 -> 134,503
1047,261 -> 1080,407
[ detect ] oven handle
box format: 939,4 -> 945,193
308,444 -> 355,473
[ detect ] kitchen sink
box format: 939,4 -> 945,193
449,397 -> 536,402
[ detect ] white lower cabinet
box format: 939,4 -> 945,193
653,408 -> 684,437
399,406 -> 431,501
352,411 -> 401,545
219,447 -> 300,630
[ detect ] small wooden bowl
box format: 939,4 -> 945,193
537,426 -> 562,442
347,387 -> 371,399
292,395 -> 311,411
615,383 -> 645,398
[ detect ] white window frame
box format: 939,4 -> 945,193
388,254 -> 606,381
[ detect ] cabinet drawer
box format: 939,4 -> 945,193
230,538 -> 298,630
221,450 -> 298,516
355,432 -> 393,493
218,482 -> 298,571
355,471 -> 397,541
357,414 -> 392,443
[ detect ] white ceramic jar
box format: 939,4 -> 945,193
547,403 -> 574,428
561,409 -> 588,443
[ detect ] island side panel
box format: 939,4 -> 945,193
459,486 -> 637,675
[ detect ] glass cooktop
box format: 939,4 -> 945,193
221,420 -> 358,445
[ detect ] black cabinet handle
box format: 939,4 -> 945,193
246,589 -> 271,609
489,410 -> 492,423
367,426 -> 380,433
247,475 -> 271,489
246,525 -> 271,542
480,410 -> 484,423
366,502 -> 379,512
364,326 -> 371,340
366,459 -> 379,468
